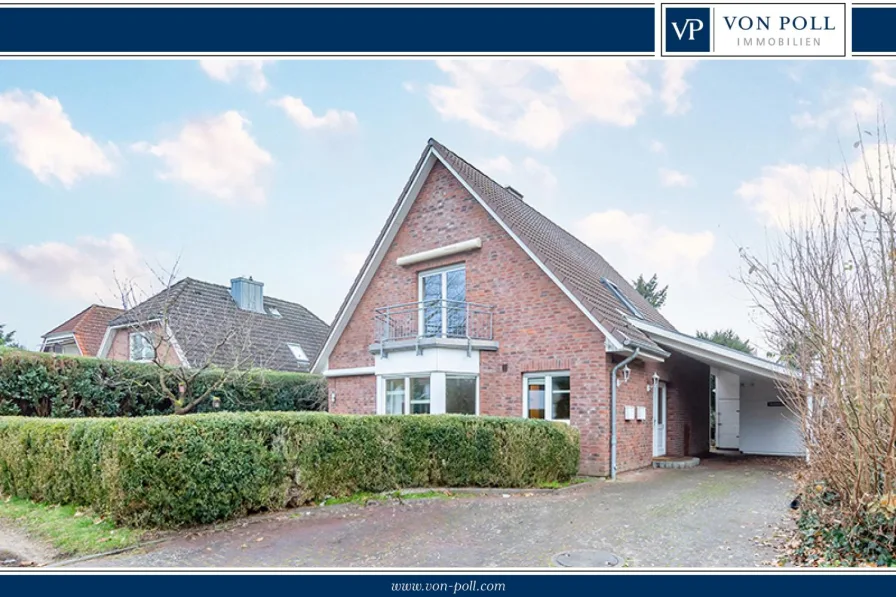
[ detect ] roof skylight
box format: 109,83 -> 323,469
601,277 -> 645,319
287,343 -> 309,362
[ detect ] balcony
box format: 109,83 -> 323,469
371,300 -> 498,356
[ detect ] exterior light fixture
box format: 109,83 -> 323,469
622,365 -> 631,383
651,372 -> 660,390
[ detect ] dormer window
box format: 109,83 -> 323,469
601,277 -> 644,319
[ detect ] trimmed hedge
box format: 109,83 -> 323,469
0,349 -> 326,417
0,412 -> 580,528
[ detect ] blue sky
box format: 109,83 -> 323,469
0,59 -> 888,351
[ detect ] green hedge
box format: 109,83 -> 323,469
0,349 -> 326,417
0,412 -> 580,528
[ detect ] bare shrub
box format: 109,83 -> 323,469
740,124 -> 896,526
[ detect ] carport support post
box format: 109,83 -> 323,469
610,347 -> 640,480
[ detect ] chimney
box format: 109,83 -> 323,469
505,185 -> 524,200
230,276 -> 265,313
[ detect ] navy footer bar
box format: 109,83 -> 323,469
0,6 -> 655,54
1,574 -> 895,590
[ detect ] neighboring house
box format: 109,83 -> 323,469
313,138 -> 803,476
40,305 -> 125,356
97,277 -> 330,373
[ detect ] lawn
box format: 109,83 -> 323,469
0,494 -> 145,557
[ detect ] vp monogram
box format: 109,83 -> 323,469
671,18 -> 705,41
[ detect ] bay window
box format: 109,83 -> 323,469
380,373 -> 478,415
524,372 -> 571,422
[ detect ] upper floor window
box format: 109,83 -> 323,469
601,277 -> 644,319
129,331 -> 155,362
419,265 -> 466,338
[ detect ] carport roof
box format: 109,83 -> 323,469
629,318 -> 797,382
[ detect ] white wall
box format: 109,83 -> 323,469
374,347 -> 479,376
739,377 -> 805,456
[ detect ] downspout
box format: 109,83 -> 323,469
610,347 -> 640,480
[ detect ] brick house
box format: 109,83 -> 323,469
312,139 -> 803,476
40,304 -> 125,356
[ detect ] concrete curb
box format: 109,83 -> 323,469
395,479 -> 597,497
47,539 -> 169,568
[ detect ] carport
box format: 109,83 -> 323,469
632,319 -> 805,458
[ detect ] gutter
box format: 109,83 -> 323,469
610,347 -> 640,481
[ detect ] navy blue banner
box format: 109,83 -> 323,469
853,5 -> 896,53
0,574 -> 895,592
0,6 -> 655,55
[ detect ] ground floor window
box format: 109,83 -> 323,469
523,372 -> 571,422
380,373 -> 478,415
446,375 -> 477,414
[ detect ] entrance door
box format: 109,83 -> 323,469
653,381 -> 667,457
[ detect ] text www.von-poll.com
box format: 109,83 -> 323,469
391,581 -> 506,594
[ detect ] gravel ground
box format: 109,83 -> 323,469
65,455 -> 797,568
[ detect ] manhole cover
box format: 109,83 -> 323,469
552,550 -> 622,567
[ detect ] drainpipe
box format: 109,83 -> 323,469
610,347 -> 640,480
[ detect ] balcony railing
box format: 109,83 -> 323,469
374,299 -> 495,344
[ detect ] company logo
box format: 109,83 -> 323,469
663,3 -> 846,57
666,7 -> 711,52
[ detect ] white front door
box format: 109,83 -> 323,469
653,382 -> 667,457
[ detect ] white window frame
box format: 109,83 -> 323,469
378,372 -> 480,415
129,331 -> 155,363
417,264 -> 466,338
445,373 -> 480,415
382,374 -> 433,415
522,371 -> 571,423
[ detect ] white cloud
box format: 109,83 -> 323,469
791,87 -> 880,131
426,60 -> 652,150
478,155 -> 558,211
199,60 -> 271,93
0,90 -> 114,187
737,163 -> 841,229
659,167 -> 693,188
871,60 -> 896,87
133,111 -> 272,205
522,157 -> 558,190
273,96 -> 358,131
649,139 -> 665,153
573,210 -> 715,281
479,155 -> 514,175
660,61 -> 697,115
0,233 -> 146,303
738,144 -> 896,229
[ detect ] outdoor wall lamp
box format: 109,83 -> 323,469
650,372 -> 660,392
622,365 -> 631,383
330,391 -> 337,403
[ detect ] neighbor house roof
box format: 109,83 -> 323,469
104,278 -> 330,373
314,138 -> 674,372
42,304 -> 125,356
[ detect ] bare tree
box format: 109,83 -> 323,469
114,261 -> 282,415
740,121 -> 896,518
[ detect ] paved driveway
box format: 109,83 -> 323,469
68,455 -> 796,568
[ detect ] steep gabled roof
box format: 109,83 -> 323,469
313,138 -> 674,373
43,304 -> 125,356
106,278 -> 330,373
428,140 -> 674,350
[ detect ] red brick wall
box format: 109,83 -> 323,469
326,160 -> 711,476
107,323 -> 183,367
